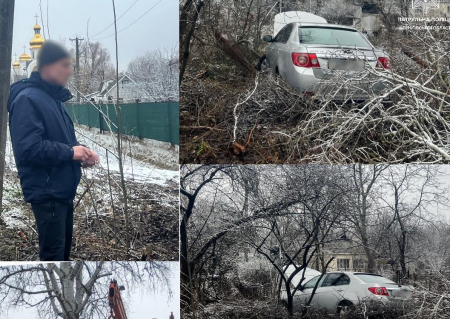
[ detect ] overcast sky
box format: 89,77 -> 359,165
382,165 -> 449,220
0,262 -> 180,319
431,166 -> 450,219
12,0 -> 178,71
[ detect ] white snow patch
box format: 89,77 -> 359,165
75,125 -> 179,186
1,207 -> 27,229
4,124 -> 179,186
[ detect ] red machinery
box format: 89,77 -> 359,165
107,279 -> 128,319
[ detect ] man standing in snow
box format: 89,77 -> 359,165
169,312 -> 175,319
7,40 -> 98,261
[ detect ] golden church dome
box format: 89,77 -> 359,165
12,53 -> 20,68
19,52 -> 31,61
30,22 -> 45,49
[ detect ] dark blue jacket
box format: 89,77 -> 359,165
7,72 -> 82,204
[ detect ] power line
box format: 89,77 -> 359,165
91,0 -> 162,41
89,0 -> 140,38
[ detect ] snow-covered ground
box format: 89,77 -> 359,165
74,125 -> 179,186
4,124 -> 179,187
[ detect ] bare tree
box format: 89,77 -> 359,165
244,166 -> 350,315
180,0 -> 205,84
346,164 -> 388,273
128,48 -> 179,102
181,165 -> 352,316
380,165 -> 447,276
78,41 -> 115,95
111,0 -> 130,252
180,164 -> 233,308
0,261 -> 173,319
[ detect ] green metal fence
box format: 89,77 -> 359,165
65,102 -> 179,145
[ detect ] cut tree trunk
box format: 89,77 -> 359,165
214,30 -> 256,76
180,0 -> 204,84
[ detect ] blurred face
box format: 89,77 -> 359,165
39,57 -> 73,86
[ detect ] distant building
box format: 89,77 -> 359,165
236,231 -> 416,275
433,0 -> 450,16
319,235 -> 416,276
353,1 -> 382,35
324,246 -> 368,273
412,0 -> 450,16
84,74 -> 154,104
12,16 -> 45,81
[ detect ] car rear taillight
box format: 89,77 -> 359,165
292,53 -> 320,68
376,57 -> 392,69
368,287 -> 389,296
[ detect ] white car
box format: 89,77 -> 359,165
280,271 -> 414,314
261,22 -> 392,101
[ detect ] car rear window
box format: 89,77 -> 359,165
355,274 -> 396,284
299,27 -> 371,48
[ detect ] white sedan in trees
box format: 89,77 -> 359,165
260,22 -> 393,101
280,272 -> 414,315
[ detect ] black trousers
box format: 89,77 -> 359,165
31,200 -> 73,261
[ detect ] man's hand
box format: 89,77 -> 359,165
72,146 -> 92,162
82,151 -> 100,168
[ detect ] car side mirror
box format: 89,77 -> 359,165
263,35 -> 273,42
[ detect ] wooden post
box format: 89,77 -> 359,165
99,103 -> 104,134
69,37 -> 84,103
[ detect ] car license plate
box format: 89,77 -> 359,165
328,59 -> 364,71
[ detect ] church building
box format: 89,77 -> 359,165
12,17 -> 45,81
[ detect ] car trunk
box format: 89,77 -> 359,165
306,46 -> 386,100
306,46 -> 378,72
384,284 -> 414,299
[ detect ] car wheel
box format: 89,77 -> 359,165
336,300 -> 355,317
257,55 -> 269,72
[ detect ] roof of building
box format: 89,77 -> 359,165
97,74 -> 136,97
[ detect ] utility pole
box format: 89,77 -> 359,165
0,0 -> 15,212
69,37 -> 83,103
279,0 -> 282,13
12,53 -> 17,80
